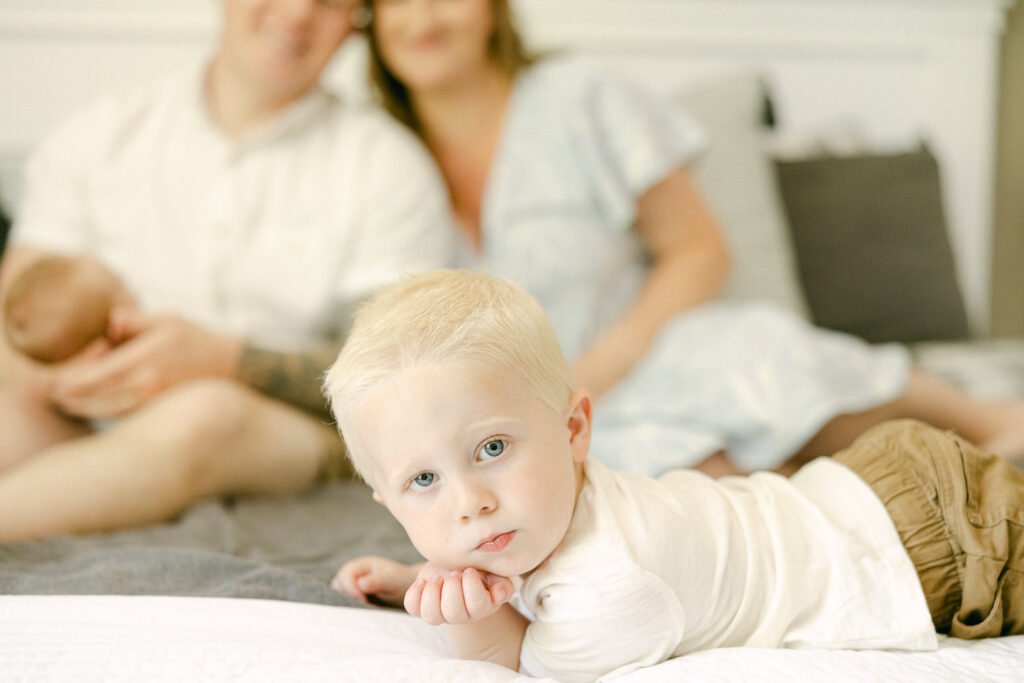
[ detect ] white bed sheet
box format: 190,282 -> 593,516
2,595 -> 1022,682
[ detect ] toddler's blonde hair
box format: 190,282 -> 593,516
324,269 -> 575,480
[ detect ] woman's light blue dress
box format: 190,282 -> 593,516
458,57 -> 909,475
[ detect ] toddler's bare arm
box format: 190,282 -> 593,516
405,564 -> 526,672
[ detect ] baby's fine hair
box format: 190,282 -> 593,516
324,269 -> 575,479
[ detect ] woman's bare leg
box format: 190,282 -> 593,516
692,450 -> 745,478
783,369 -> 1024,472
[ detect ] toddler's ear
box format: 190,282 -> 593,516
372,491 -> 385,505
566,389 -> 592,463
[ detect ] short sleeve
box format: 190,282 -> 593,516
11,100 -> 110,254
335,116 -> 455,323
519,558 -> 685,682
570,60 -> 708,230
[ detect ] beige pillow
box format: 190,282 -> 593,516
677,72 -> 810,318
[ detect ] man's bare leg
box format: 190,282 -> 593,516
0,387 -> 91,474
0,378 -> 332,542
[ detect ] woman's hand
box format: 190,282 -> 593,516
404,563 -> 514,626
332,556 -> 422,607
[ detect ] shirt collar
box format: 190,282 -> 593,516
188,58 -> 336,156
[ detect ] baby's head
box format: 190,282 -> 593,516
3,255 -> 118,363
325,269 -> 591,577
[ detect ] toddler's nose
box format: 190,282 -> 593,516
456,479 -> 497,521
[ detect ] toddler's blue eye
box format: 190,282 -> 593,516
479,438 -> 506,460
411,472 -> 436,490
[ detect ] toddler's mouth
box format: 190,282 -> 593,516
476,531 -> 515,552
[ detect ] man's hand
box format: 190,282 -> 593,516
332,556 -> 421,607
50,312 -> 239,419
0,339 -> 61,400
404,563 -> 514,626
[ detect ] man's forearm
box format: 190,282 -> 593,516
236,343 -> 341,419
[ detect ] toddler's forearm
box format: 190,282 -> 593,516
445,603 -> 528,672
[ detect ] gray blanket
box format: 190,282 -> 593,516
0,480 -> 422,607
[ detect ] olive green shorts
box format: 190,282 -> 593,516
834,419 -> 1024,638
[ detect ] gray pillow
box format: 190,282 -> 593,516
775,147 -> 969,343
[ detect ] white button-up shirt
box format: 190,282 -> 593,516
13,62 -> 455,351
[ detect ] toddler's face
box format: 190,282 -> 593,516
349,360 -> 589,578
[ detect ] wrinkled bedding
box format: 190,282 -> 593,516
3,478 -> 1024,681
0,480 -> 421,605
2,595 -> 1022,682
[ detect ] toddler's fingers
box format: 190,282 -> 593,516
404,577 -> 426,617
330,565 -> 360,597
487,576 -> 514,606
440,572 -> 470,623
417,576 -> 445,626
461,568 -> 496,619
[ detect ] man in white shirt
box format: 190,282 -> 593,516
0,0 -> 454,541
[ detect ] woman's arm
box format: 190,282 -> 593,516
572,167 -> 730,400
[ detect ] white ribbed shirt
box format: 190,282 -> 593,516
518,457 -> 935,681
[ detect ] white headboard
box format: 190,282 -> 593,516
0,0 -> 1013,332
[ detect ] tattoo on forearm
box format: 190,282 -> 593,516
236,344 -> 340,419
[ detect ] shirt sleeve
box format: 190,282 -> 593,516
569,59 -> 708,231
11,99 -> 111,254
335,117 -> 455,326
519,557 -> 686,682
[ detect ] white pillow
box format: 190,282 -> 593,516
677,71 -> 810,318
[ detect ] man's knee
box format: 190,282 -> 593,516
0,387 -> 89,471
128,378 -> 326,495
141,378 -> 258,453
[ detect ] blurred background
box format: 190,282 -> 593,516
0,0 -> 1020,336
992,2 -> 1023,337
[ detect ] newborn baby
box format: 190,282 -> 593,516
3,255 -> 134,363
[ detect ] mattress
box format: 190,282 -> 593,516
2,595 -> 1022,682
